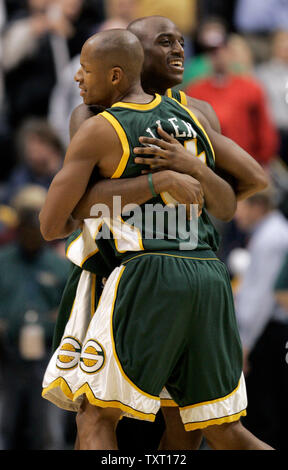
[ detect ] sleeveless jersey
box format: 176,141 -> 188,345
66,93 -> 220,270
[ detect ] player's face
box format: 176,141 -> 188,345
75,46 -> 112,107
140,18 -> 185,91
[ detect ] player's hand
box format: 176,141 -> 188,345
156,170 -> 204,218
134,127 -> 198,175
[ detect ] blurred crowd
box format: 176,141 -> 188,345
0,0 -> 287,450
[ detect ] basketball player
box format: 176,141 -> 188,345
40,29 -> 272,450
54,16 -> 268,450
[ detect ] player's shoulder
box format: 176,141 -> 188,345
70,103 -> 105,139
185,95 -> 221,133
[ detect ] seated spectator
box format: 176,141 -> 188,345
185,26 -> 279,167
1,118 -> 64,205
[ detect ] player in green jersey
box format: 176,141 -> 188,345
40,29 -> 272,450
55,16 -> 268,451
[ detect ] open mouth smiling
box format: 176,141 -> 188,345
167,57 -> 184,72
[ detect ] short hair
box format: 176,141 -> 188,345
16,118 -> 64,158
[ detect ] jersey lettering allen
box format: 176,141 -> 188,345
66,91 -> 220,270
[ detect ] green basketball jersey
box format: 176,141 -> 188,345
66,92 -> 220,270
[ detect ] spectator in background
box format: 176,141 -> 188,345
185,22 -> 279,167
2,0 -> 98,128
181,17 -> 224,87
1,118 -> 64,205
182,17 -> 254,88
235,0 -> 288,34
100,0 -> 138,31
137,0 -> 197,37
0,0 -> 15,181
234,0 -> 288,63
234,188 -> 288,450
256,30 -> 288,168
0,185 -> 70,449
0,203 -> 18,245
48,0 -> 136,147
274,251 -> 288,314
197,0 -> 238,31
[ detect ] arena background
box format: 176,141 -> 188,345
0,0 -> 287,450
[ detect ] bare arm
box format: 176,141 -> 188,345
134,125 -> 238,222
70,104 -> 203,220
69,103 -> 104,139
70,101 -> 267,222
186,95 -> 268,199
39,115 -> 111,241
214,136 -> 268,201
73,170 -> 204,219
186,96 -> 221,133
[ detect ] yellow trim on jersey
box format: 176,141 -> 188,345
90,274 -> 96,318
68,298 -> 76,321
80,248 -> 99,267
42,377 -> 74,401
111,93 -> 162,111
160,398 -> 178,407
184,409 -> 247,431
184,138 -> 207,165
166,88 -> 173,99
179,378 -> 242,411
73,383 -> 156,422
78,221 -> 104,267
160,192 -> 172,205
120,216 -> 144,251
110,266 -> 159,401
100,111 -> 130,179
165,89 -> 187,105
121,252 -> 219,264
179,90 -> 188,106
66,232 -> 82,258
170,97 -> 215,161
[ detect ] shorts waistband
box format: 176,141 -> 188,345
120,250 -> 219,265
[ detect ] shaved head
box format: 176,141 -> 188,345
75,29 -> 146,107
127,16 -> 185,94
128,15 -> 176,41
82,29 -> 144,83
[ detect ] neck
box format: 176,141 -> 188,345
110,82 -> 153,106
143,84 -> 167,96
141,77 -> 168,97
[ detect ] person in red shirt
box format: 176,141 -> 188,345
185,29 -> 279,166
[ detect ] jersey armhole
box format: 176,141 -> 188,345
100,111 -> 131,179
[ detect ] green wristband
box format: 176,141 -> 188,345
148,173 -> 157,198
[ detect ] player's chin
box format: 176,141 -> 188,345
165,74 -> 183,89
83,95 -> 93,105
166,68 -> 184,86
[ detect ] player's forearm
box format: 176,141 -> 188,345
215,138 -> 268,201
40,210 -> 80,241
186,160 -> 237,221
72,171 -> 172,219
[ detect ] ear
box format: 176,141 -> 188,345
110,67 -> 123,85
